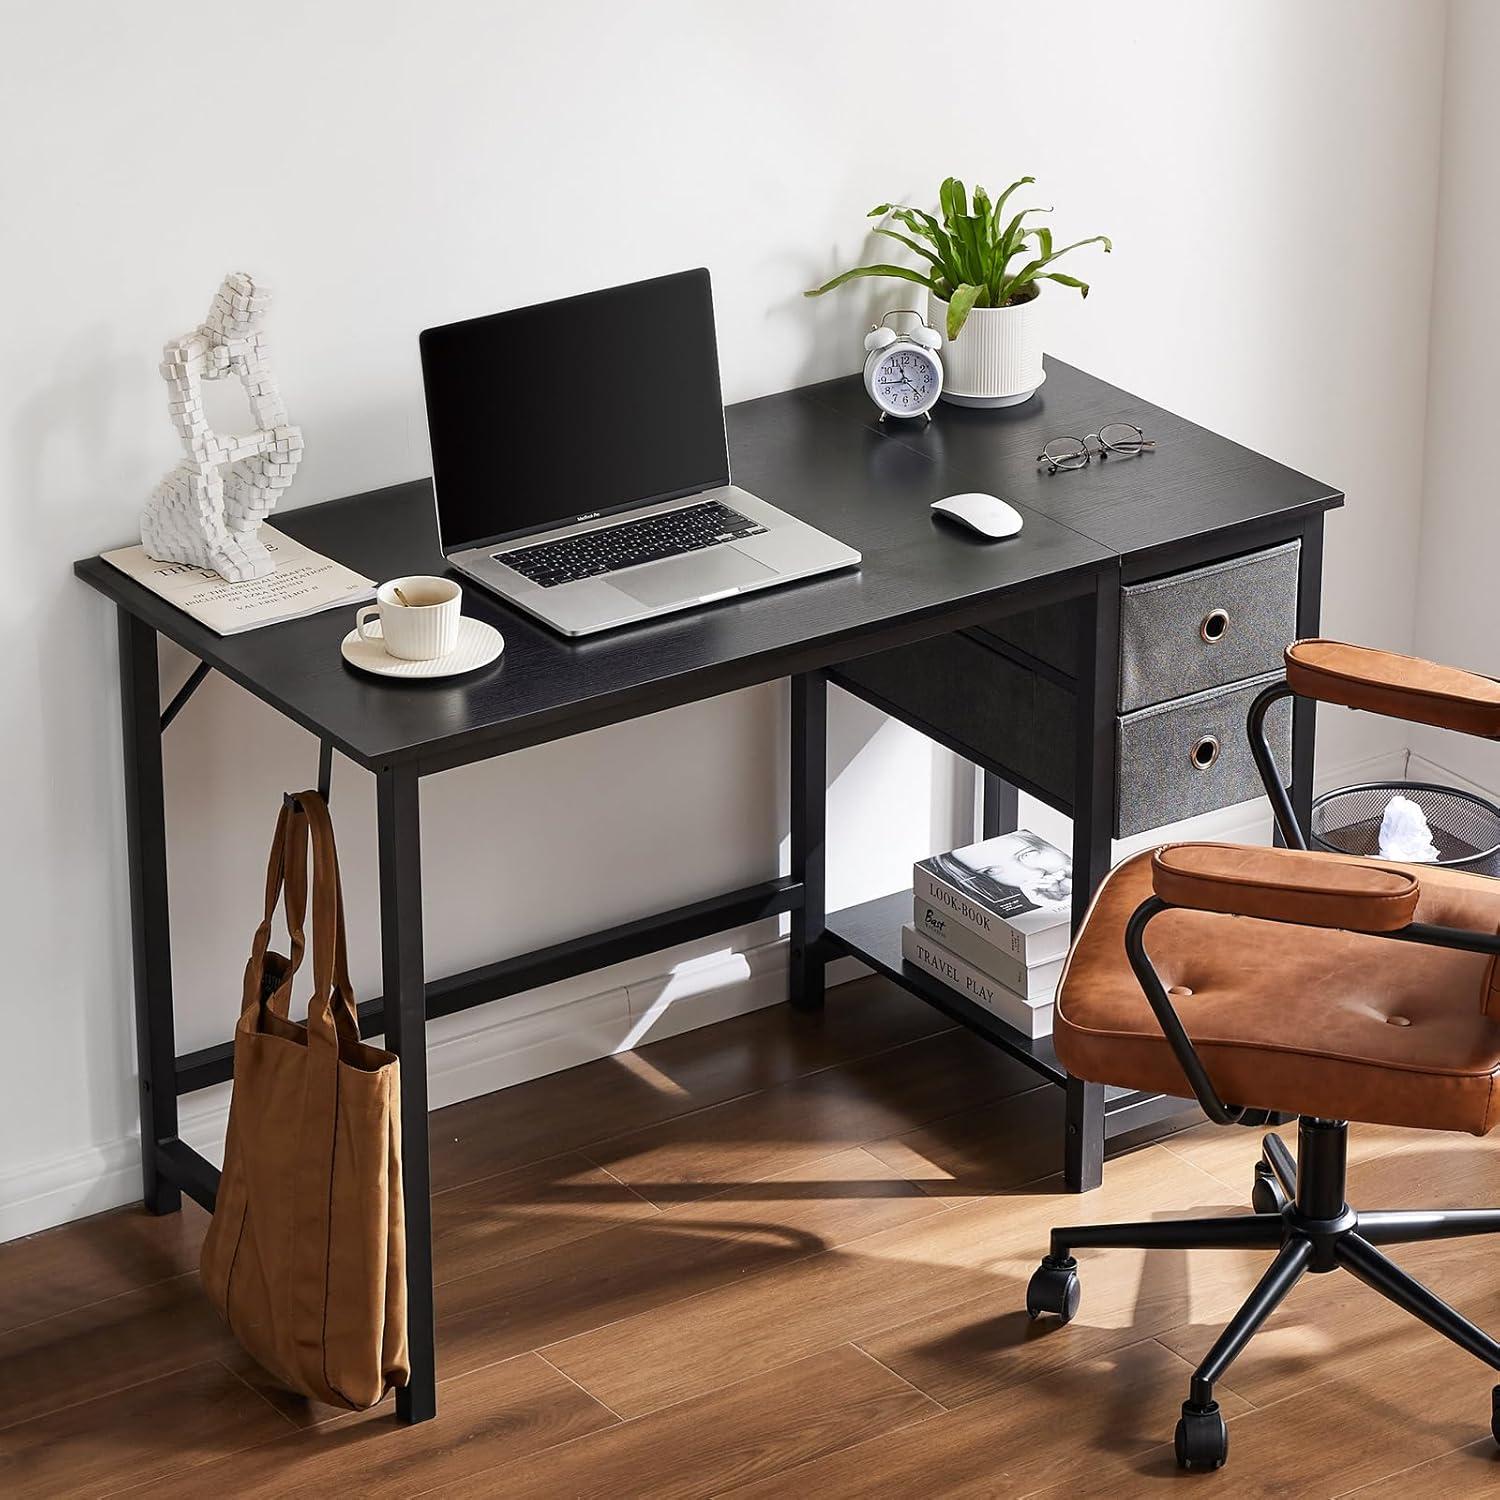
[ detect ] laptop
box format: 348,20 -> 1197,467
419,269 -> 861,637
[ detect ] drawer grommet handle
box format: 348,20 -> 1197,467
1200,607 -> 1230,643
1191,735 -> 1221,771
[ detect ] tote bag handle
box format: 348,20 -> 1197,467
296,790 -> 361,1051
241,801 -> 311,1025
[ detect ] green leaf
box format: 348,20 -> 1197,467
804,263 -> 937,297
996,223 -> 1049,288
972,183 -> 992,239
997,205 -> 1050,264
944,281 -> 987,340
949,213 -> 980,284
872,227 -> 943,271
886,205 -> 960,281
939,176 -> 969,225
1008,234 -> 1113,291
1036,271 -> 1090,297
885,207 -> 939,245
990,175 -> 1036,227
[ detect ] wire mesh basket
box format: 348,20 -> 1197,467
1309,780 -> 1500,877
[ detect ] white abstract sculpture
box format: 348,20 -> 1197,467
141,272 -> 303,581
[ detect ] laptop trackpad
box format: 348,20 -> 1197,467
613,546 -> 775,607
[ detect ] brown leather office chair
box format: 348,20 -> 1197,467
1024,640 -> 1500,1471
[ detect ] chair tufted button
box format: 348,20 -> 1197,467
1386,1015 -> 1412,1027
1168,986 -> 1194,998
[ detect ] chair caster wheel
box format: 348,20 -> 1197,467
1026,1255 -> 1080,1323
1252,1161 -> 1289,1215
1175,1401 -> 1228,1471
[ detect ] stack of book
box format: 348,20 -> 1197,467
902,829 -> 1073,1039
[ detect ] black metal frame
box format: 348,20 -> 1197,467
1248,678 -> 1307,850
120,619 -> 821,1424
114,518 -> 1327,1423
120,616 -> 828,1424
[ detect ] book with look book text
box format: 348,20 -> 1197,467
913,828 -> 1073,967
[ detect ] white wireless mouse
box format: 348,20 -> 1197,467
930,492 -> 1025,539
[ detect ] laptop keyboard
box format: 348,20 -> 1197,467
498,501 -> 768,588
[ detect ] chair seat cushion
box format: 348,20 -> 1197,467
1056,850 -> 1500,1134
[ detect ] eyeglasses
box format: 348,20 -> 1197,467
1037,423 -> 1155,473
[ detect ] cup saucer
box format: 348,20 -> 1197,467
341,616 -> 504,679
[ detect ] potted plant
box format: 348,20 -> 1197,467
806,176 -> 1110,407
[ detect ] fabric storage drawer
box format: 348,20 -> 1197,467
1118,541 -> 1299,712
1116,671 -> 1291,837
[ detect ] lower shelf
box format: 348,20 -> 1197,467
825,890 -> 1193,1139
826,891 -> 1066,1083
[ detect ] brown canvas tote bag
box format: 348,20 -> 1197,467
201,791 -> 408,1409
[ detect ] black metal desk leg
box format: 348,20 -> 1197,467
789,672 -> 827,1012
117,610 -> 181,1215
1065,570 -> 1120,1192
1289,515 -> 1324,838
981,771 -> 1019,839
1065,1077 -> 1106,1192
377,766 -> 437,1424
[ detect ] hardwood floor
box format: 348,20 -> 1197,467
4,974 -> 1500,1496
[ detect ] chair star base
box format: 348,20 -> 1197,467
1027,1115 -> 1500,1472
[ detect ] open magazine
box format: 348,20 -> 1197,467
102,526 -> 375,636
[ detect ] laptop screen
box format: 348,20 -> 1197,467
420,269 -> 730,552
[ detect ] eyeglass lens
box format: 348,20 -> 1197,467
1041,438 -> 1089,469
1097,422 -> 1147,453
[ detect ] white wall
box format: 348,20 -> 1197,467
0,0 -> 1447,1238
1409,0 -> 1500,796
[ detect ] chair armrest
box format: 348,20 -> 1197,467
1151,842 -> 1419,933
1285,639 -> 1500,738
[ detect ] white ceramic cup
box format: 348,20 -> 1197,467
357,576 -> 462,660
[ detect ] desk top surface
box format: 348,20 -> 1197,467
76,359 -> 1341,772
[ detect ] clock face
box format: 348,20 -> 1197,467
870,345 -> 940,416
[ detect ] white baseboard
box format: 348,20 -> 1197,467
0,1137 -> 150,1247
1407,750 -> 1499,803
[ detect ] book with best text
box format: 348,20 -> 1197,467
912,897 -> 1063,1002
900,924 -> 1053,1039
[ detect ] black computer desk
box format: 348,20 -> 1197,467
75,357 -> 1342,1422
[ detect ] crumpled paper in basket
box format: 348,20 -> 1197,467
1378,794 -> 1440,862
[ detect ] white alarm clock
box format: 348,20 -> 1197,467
863,309 -> 944,422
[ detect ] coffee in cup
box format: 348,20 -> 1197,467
357,576 -> 462,661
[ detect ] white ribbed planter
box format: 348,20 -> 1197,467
928,289 -> 1045,408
